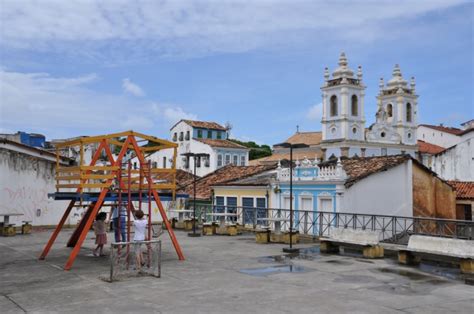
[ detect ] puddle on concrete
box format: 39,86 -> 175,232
325,259 -> 352,265
377,267 -> 433,281
334,274 -> 379,284
258,246 -> 321,264
240,265 -> 311,277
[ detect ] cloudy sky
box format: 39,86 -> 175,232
0,0 -> 473,144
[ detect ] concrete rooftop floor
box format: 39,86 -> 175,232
0,229 -> 473,313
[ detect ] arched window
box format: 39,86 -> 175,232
351,95 -> 358,116
406,103 -> 412,122
330,95 -> 338,117
387,104 -> 393,118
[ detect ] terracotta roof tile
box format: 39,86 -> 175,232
337,155 -> 411,188
419,124 -> 463,136
179,164 -> 276,200
182,119 -> 227,130
195,138 -> 248,149
156,169 -> 197,189
417,140 -> 445,155
278,131 -> 322,146
448,181 -> 474,200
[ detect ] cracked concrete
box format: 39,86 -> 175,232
0,230 -> 472,313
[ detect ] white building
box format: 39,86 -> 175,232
417,124 -> 465,148
152,120 -> 249,177
320,53 -> 418,159
0,139 -> 78,226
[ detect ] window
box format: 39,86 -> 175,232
152,161 -> 157,168
351,95 -> 358,116
330,95 -> 338,116
204,156 -> 210,167
406,103 -> 412,122
179,132 -> 183,141
225,154 -> 231,165
185,131 -> 190,140
381,148 -> 387,156
381,132 -> 386,138
196,157 -> 201,168
240,155 -> 245,166
183,157 -> 189,169
233,155 -> 238,165
217,132 -> 222,139
197,130 -> 203,138
387,104 -> 393,118
215,196 -> 225,213
256,198 -> 267,220
162,157 -> 167,168
217,154 -> 223,167
207,130 -> 212,139
173,132 -> 177,141
352,127 -> 357,134
407,133 -> 412,139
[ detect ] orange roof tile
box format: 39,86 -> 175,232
417,140 -> 445,155
276,131 -> 322,147
181,119 -> 227,130
448,181 -> 474,200
419,124 -> 463,135
179,164 -> 276,200
195,138 -> 248,149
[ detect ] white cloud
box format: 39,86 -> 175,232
307,103 -> 322,121
0,1 -> 468,60
122,78 -> 145,97
0,69 -> 196,139
163,107 -> 198,123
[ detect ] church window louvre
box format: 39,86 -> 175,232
387,104 -> 393,117
406,103 -> 412,122
351,95 -> 358,116
330,95 -> 338,116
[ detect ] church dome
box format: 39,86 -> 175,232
332,52 -> 355,79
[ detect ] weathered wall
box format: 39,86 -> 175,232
431,135 -> 473,181
343,162 -> 413,217
412,162 -> 456,219
0,149 -> 79,226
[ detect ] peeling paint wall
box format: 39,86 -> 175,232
412,162 -> 456,219
0,148 -> 82,226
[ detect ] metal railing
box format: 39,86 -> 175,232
170,205 -> 474,244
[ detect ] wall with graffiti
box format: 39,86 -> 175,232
0,149 -> 82,226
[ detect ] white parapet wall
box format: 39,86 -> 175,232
407,235 -> 474,259
326,227 -> 381,246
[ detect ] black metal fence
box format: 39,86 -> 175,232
180,205 -> 474,244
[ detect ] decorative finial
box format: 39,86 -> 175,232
357,65 -> 363,80
338,52 -> 348,67
277,160 -> 281,169
393,64 -> 402,77
410,76 -> 416,90
379,77 -> 384,89
324,67 -> 330,81
296,125 -> 300,133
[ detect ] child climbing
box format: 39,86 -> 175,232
133,209 -> 148,270
93,212 -> 108,257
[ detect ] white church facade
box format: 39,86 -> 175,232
320,53 -> 418,159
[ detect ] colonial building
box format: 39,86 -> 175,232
321,53 -> 418,158
152,119 -> 249,177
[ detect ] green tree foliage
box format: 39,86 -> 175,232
228,139 -> 272,160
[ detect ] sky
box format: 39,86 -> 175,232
0,0 -> 473,145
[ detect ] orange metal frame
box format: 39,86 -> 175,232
39,131 -> 184,270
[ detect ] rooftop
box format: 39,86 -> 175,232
180,164 -> 275,199
249,150 -> 322,166
417,140 -> 445,155
419,124 -> 464,136
195,138 -> 248,149
448,181 -> 474,200
1,230 -> 472,313
173,119 -> 227,131
278,131 -> 323,147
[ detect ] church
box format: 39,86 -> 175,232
320,52 -> 419,159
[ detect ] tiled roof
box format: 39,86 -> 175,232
448,181 -> 474,200
417,140 -> 445,155
195,138 -> 248,149
181,119 -> 227,131
248,150 -> 322,166
275,131 -> 322,147
338,155 -> 411,188
419,124 -> 463,136
180,164 -> 276,200
155,169 -> 197,189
